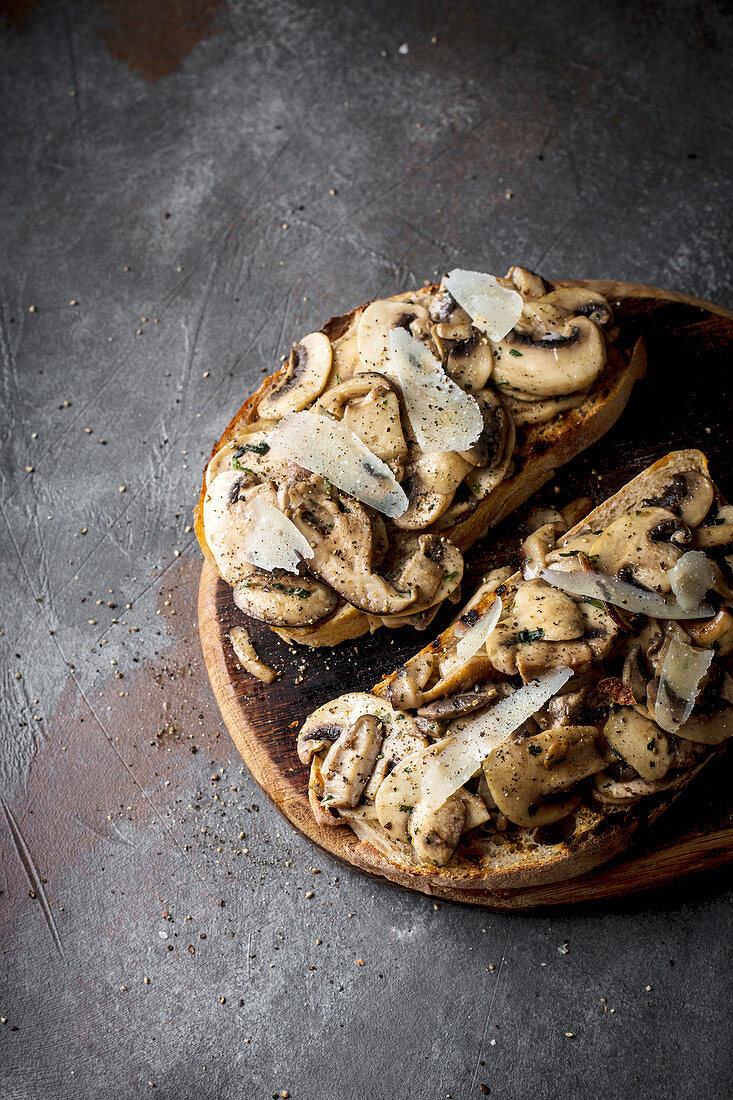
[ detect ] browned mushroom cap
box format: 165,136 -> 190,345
356,297 -> 431,374
694,503 -> 733,548
393,451 -> 473,529
232,565 -> 339,628
494,314 -> 606,398
316,371 -> 409,478
417,686 -> 498,720
483,726 -> 605,827
541,287 -> 614,326
203,470 -> 339,627
445,329 -> 494,392
257,332 -> 333,418
603,708 -> 672,781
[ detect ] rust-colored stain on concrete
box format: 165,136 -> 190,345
99,0 -> 223,81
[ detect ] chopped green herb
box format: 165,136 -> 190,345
509,348 -> 523,357
582,597 -> 606,611
516,627 -> 545,644
443,570 -> 460,583
399,804 -> 414,814
528,744 -> 543,757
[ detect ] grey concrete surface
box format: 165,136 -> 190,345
1,1 -> 732,1097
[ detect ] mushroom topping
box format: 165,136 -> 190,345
683,608 -> 733,654
506,265 -> 546,299
394,450 -> 473,529
388,649 -> 439,710
593,772 -> 681,804
541,287 -> 614,326
297,692 -> 423,766
622,643 -> 649,702
458,390 -> 510,469
694,503 -> 733,548
521,522 -> 565,579
589,507 -> 688,592
374,739 -> 488,864
494,314 -> 606,399
501,391 -> 586,427
203,471 -> 339,626
486,580 -> 590,679
603,708 -> 672,781
317,372 -> 408,478
445,329 -> 494,392
408,796 -> 467,865
641,470 -> 714,527
290,489 -> 417,615
257,331 -> 333,419
233,568 -> 339,628
356,298 -> 431,374
483,726 -> 606,828
319,714 -> 385,809
417,687 -> 499,721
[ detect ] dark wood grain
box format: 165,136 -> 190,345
199,281 -> 733,909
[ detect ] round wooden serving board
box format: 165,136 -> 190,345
199,280 -> 733,909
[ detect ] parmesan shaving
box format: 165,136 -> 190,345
229,625 -> 278,684
653,634 -> 713,733
388,328 -> 483,453
420,667 -> 573,811
454,597 -> 503,664
668,551 -> 715,612
540,567 -> 714,620
242,498 -> 314,574
269,410 -> 408,518
443,269 -> 523,342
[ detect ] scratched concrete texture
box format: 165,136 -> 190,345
0,0 -> 732,1097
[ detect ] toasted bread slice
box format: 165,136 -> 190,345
196,270 -> 645,647
298,450 -> 731,894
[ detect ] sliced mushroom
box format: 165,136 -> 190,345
514,640 -> 594,682
592,771 -> 681,804
521,522 -> 565,579
203,471 -> 339,626
683,608 -> 733,654
205,425 -> 282,487
286,484 -> 414,614
464,415 -> 516,501
393,451 -> 473,529
500,390 -> 587,426
603,707 -> 672,781
506,266 -> 546,299
511,579 -> 586,641
458,389 -> 510,469
319,714 -> 385,809
445,330 -> 494,392
297,692 -> 423,766
483,726 -> 605,828
622,643 -> 649,702
374,738 -> 488,864
356,298 -> 431,374
589,507 -> 685,592
233,568 -> 338,628
641,470 -> 714,527
257,332 -> 332,419
417,686 -> 499,721
408,796 -> 466,865
317,372 -> 408,478
388,649 -> 439,710
541,287 -> 614,326
493,315 -> 606,398
695,503 -> 733,548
